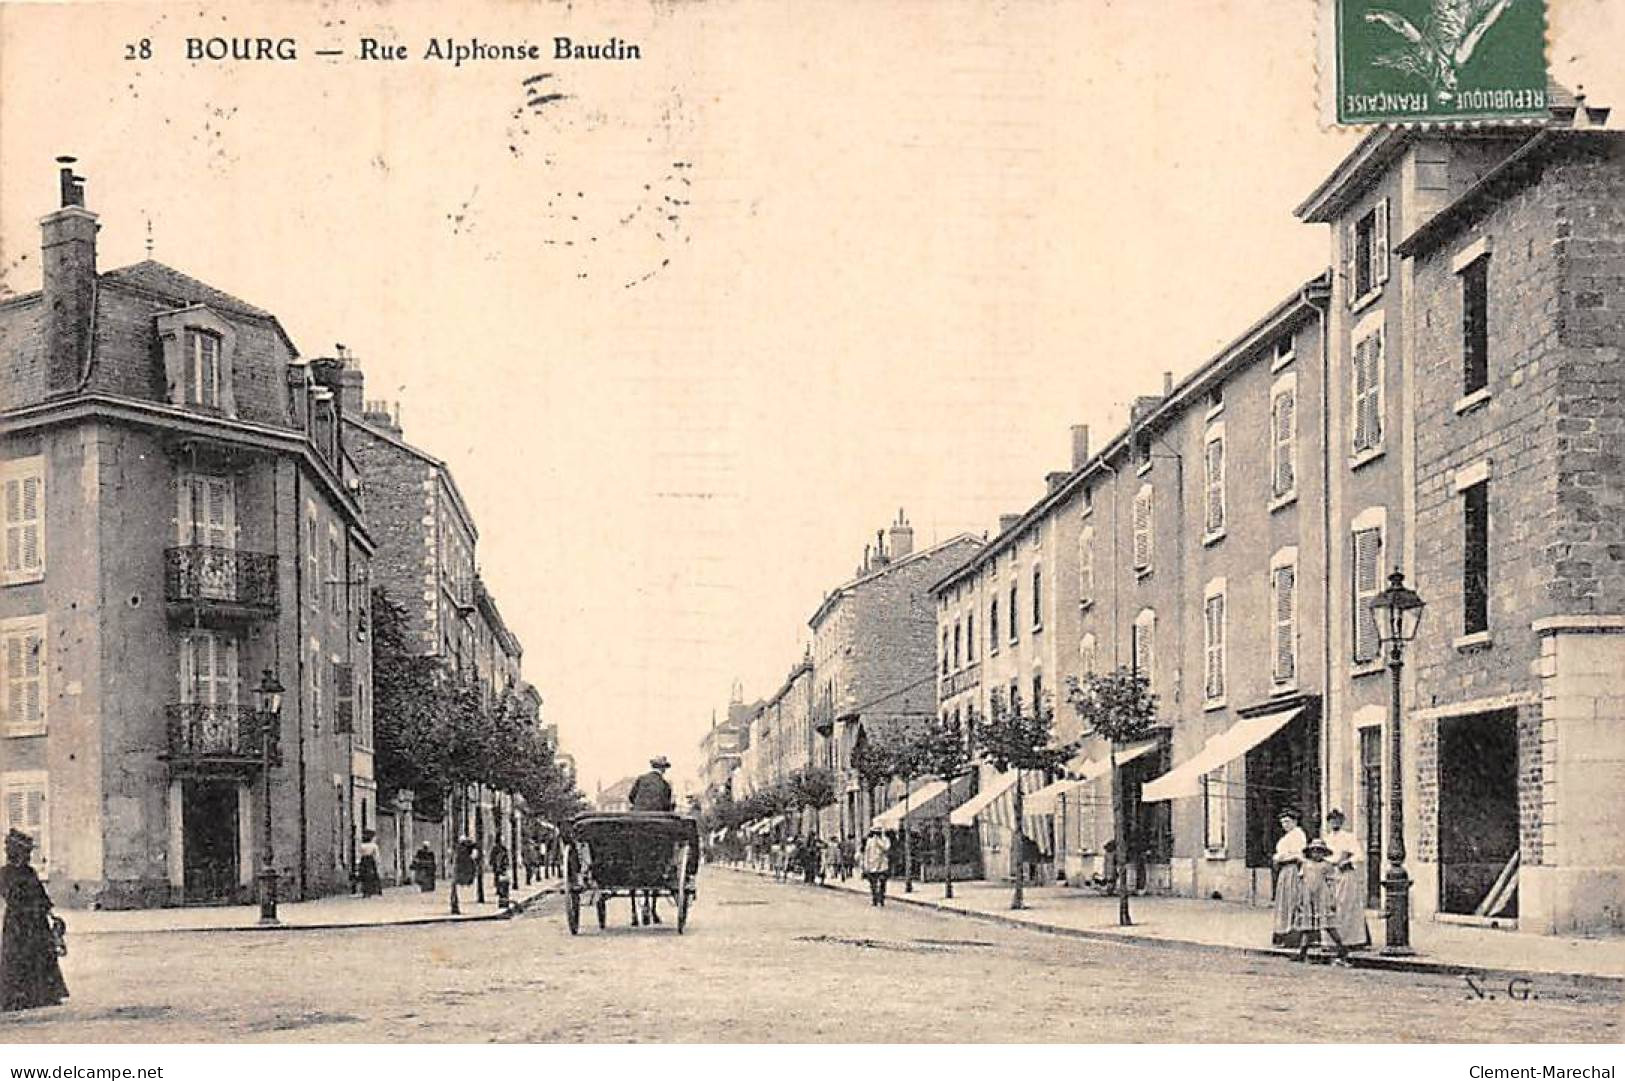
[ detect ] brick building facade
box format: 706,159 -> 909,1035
0,163 -> 373,908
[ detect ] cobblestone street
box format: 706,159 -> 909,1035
7,871 -> 1621,1043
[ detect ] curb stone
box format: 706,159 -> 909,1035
719,865 -> 1625,994
73,883 -> 566,937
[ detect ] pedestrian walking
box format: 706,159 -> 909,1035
356,829 -> 383,897
861,823 -> 892,907
799,836 -> 820,885
1,829 -> 67,1013
522,835 -> 542,886
838,837 -> 855,882
1324,809 -> 1371,950
1271,808 -> 1307,948
411,841 -> 437,892
1293,837 -> 1352,966
454,835 -> 478,888
490,836 -> 512,907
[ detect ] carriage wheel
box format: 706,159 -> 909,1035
595,895 -> 608,930
675,846 -> 691,934
566,890 -> 580,935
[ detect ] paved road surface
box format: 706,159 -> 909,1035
6,870 -> 1620,1042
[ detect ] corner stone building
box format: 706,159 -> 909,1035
0,165 -> 374,907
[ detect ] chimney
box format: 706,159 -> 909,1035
1070,424 -> 1090,470
1131,395 -> 1163,425
41,157 -> 98,394
874,529 -> 889,566
1163,371 -> 1174,396
999,513 -> 1022,535
1046,471 -> 1070,494
363,399 -> 402,436
887,508 -> 914,559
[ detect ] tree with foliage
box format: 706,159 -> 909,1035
978,688 -> 1077,910
1066,666 -> 1159,926
918,709 -> 976,898
788,766 -> 837,838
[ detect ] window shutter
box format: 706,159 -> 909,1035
334,662 -> 355,734
206,478 -> 232,549
1274,565 -> 1297,683
1345,221 -> 1359,306
1133,488 -> 1153,568
1079,528 -> 1093,602
1353,528 -> 1383,662
1373,198 -> 1390,286
1273,391 -> 1296,496
3,479 -> 18,572
1367,327 -> 1384,449
5,470 -> 43,579
1204,594 -> 1225,700
1205,438 -> 1224,533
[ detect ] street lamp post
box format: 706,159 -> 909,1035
1368,568 -> 1425,957
254,668 -> 286,927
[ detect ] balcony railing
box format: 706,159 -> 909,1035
164,546 -> 278,614
940,662 -> 981,700
164,703 -> 277,764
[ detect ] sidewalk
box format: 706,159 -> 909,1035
722,862 -> 1625,988
65,873 -> 562,935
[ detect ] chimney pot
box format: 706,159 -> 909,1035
887,508 -> 914,559
41,158 -> 99,392
1070,424 -> 1090,470
1163,371 -> 1174,396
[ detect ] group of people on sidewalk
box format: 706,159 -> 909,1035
732,823 -> 898,908
1271,808 -> 1370,965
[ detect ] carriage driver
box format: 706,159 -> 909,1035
629,755 -> 677,812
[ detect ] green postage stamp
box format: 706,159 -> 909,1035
1322,0 -> 1549,125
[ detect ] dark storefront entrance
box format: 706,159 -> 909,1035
1244,704 -> 1321,872
1438,710 -> 1519,917
183,781 -> 241,904
1121,737 -> 1171,891
1360,725 -> 1383,906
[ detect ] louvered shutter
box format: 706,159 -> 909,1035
4,777 -> 48,872
1365,328 -> 1384,449
1273,391 -> 1295,497
1373,198 -> 1390,286
334,662 -> 355,734
1352,338 -> 1371,452
1353,529 -> 1383,663
1274,565 -> 1297,683
1204,594 -> 1224,700
1345,221 -> 1359,306
5,471 -> 43,579
1078,528 -> 1093,603
1133,488 -> 1152,569
4,629 -> 44,732
1205,438 -> 1224,534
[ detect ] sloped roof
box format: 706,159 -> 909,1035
100,260 -> 276,320
808,533 -> 983,630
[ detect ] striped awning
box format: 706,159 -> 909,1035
1141,708 -> 1303,802
948,771 -> 1019,827
1025,741 -> 1161,815
871,779 -> 952,829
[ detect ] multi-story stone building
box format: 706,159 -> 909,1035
0,163 -> 373,907
808,513 -> 981,838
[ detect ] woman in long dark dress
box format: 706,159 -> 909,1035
1,829 -> 68,1012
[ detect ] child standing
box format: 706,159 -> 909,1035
1295,837 -> 1351,966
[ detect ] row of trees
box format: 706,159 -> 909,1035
371,589 -> 589,840
838,667 -> 1158,921
703,767 -> 838,838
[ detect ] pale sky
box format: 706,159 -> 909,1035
3,0 -> 1621,795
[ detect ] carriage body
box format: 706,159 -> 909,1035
563,812 -> 699,933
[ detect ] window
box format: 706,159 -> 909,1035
952,623 -> 961,671
966,613 -> 976,663
1352,519 -> 1385,665
1133,609 -> 1156,689
1272,554 -> 1298,686
334,661 -> 355,736
1,771 -> 47,875
1078,526 -> 1095,607
1031,564 -> 1043,630
1133,484 -> 1154,573
1203,427 -> 1225,538
1206,385 -> 1224,416
306,506 -> 320,605
178,474 -> 236,550
2,617 -> 46,736
1346,198 -> 1390,304
1203,766 -> 1227,851
1079,633 -> 1098,676
186,329 -> 223,408
179,631 -> 239,706
1352,322 -> 1385,457
941,630 -> 949,675
1271,375 -> 1298,503
2,458 -> 44,585
1203,582 -> 1226,704
1008,581 -> 1018,643
310,641 -> 323,734
1273,335 -> 1295,372
1462,255 -> 1489,395
988,598 -> 999,654
1134,435 -> 1152,473
1464,481 -> 1489,635
328,528 -> 342,616
1032,670 -> 1044,711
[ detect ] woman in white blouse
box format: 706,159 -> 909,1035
1324,809 -> 1371,950
1271,808 -> 1307,947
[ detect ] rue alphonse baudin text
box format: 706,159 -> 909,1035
151,36 -> 641,65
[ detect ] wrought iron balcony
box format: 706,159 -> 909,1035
164,546 -> 278,621
163,704 -> 279,772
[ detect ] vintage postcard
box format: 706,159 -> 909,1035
0,0 -> 1623,1068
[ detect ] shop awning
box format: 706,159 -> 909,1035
1140,707 -> 1303,803
949,771 -> 1019,827
1025,740 -> 1160,815
871,779 -> 952,829
754,814 -> 788,834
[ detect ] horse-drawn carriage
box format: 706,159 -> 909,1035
563,812 -> 700,934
